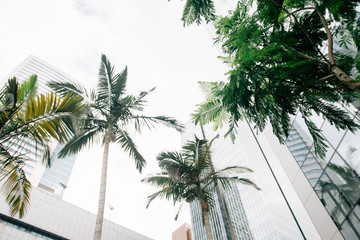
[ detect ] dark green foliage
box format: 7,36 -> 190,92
190,0 -> 360,157
143,135 -> 259,220
169,0 -> 216,26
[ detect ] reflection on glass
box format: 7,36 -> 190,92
286,126 -> 311,167
293,117 -> 314,148
354,205 -> 360,219
315,174 -> 351,226
309,112 -> 325,129
301,156 -> 322,187
337,130 -> 360,177
321,121 -> 346,149
326,154 -> 360,206
341,217 -> 360,240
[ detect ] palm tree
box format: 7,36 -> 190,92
193,81 -> 307,239
48,54 -> 184,240
169,0 -> 216,26
0,75 -> 85,218
142,135 -> 259,240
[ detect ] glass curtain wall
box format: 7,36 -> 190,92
285,104 -> 360,240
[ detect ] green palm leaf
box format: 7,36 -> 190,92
0,77 -> 86,218
115,129 -> 146,172
143,135 -> 259,224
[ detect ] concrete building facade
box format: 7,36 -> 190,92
172,223 -> 193,240
0,188 -> 153,240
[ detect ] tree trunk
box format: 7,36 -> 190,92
331,65 -> 360,92
202,208 -> 214,240
93,133 -> 110,240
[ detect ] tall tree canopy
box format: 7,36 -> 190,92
49,54 -> 183,240
0,76 -> 85,218
182,0 -> 360,157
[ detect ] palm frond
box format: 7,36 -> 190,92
237,177 -> 261,190
181,0 -> 216,26
112,66 -> 128,100
143,135 -> 260,222
58,126 -> 101,158
18,75 -> 37,103
145,188 -> 172,208
47,80 -> 89,101
141,174 -> 173,187
174,202 -> 185,220
130,115 -> 184,133
0,149 -> 31,218
115,130 -> 146,173
6,92 -> 85,144
97,54 -> 113,108
156,151 -> 184,170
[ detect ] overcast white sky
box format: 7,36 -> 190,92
0,0 -> 229,239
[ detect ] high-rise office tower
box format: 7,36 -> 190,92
199,1 -> 360,239
266,103 -> 360,240
2,55 -> 79,195
182,123 -> 321,240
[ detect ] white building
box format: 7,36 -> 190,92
183,123 -> 321,240
199,1 -> 360,239
0,188 -> 153,240
0,56 -> 153,240
265,105 -> 360,240
1,55 -> 80,188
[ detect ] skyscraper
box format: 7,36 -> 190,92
38,143 -> 77,197
199,1 -> 360,239
182,123 -> 321,240
266,104 -> 360,240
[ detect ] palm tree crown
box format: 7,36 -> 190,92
49,54 -> 183,171
143,135 -> 259,240
49,54 -> 184,240
0,75 -> 85,218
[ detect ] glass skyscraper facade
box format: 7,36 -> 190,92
38,144 -> 77,197
284,104 -> 360,239
183,123 -> 320,240
202,1 -> 359,239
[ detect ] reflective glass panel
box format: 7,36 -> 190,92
293,117 -> 314,148
326,154 -> 360,206
315,173 -> 351,225
341,216 -> 360,240
337,130 -> 360,177
301,156 -> 323,187
321,121 -> 346,149
309,112 -> 325,129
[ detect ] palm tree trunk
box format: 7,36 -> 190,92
93,133 -> 110,240
202,208 -> 214,240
